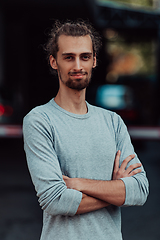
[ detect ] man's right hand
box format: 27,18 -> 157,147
112,150 -> 142,180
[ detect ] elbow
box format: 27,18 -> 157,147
37,185 -> 82,216
136,181 -> 149,206
134,191 -> 149,206
135,175 -> 149,206
40,195 -> 68,216
37,184 -> 68,216
122,175 -> 149,207
123,188 -> 149,207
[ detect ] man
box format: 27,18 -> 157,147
23,20 -> 149,240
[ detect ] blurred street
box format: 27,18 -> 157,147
0,1 -> 160,239
0,138 -> 159,240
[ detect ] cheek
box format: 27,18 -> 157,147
57,64 -> 68,75
87,64 -> 94,73
59,64 -> 72,74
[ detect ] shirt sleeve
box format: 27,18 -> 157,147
113,113 -> 149,206
23,112 -> 82,216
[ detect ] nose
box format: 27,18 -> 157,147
74,57 -> 82,71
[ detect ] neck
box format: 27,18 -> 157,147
54,87 -> 87,114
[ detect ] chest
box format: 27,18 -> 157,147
52,116 -> 116,180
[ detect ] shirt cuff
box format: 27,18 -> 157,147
120,177 -> 135,206
62,188 -> 82,216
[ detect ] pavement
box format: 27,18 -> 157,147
0,138 -> 160,240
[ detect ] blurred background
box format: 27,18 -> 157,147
0,0 -> 160,239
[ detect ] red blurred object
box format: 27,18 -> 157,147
0,103 -> 13,117
0,104 -> 5,116
4,105 -> 13,116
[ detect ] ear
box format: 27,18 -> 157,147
93,55 -> 97,68
50,55 -> 58,70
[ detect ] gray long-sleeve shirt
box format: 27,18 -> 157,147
23,98 -> 149,240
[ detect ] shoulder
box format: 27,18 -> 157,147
24,98 -> 57,119
23,99 -> 57,129
88,103 -> 126,132
23,100 -> 58,141
88,102 -> 121,122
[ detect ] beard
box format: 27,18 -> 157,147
57,69 -> 92,91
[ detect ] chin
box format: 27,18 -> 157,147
66,77 -> 91,90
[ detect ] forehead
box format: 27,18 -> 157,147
57,35 -> 93,54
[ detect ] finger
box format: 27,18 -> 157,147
113,150 -> 121,173
125,163 -> 142,175
129,168 -> 142,177
120,154 -> 135,170
62,175 -> 69,180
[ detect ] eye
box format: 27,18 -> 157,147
81,55 -> 91,61
65,56 -> 73,60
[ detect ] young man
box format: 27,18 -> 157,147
23,20 -> 149,240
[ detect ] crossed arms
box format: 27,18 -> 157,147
23,112 -> 149,217
63,150 -> 142,214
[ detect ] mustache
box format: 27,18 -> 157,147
68,71 -> 87,75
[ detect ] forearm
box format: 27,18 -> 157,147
74,178 -> 126,206
63,153 -> 144,208
76,193 -> 110,214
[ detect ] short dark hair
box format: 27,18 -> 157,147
44,19 -> 102,64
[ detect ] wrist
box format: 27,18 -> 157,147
75,178 -> 85,192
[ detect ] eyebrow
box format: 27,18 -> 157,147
62,52 -> 93,56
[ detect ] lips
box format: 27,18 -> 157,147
69,71 -> 87,79
70,74 -> 84,79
